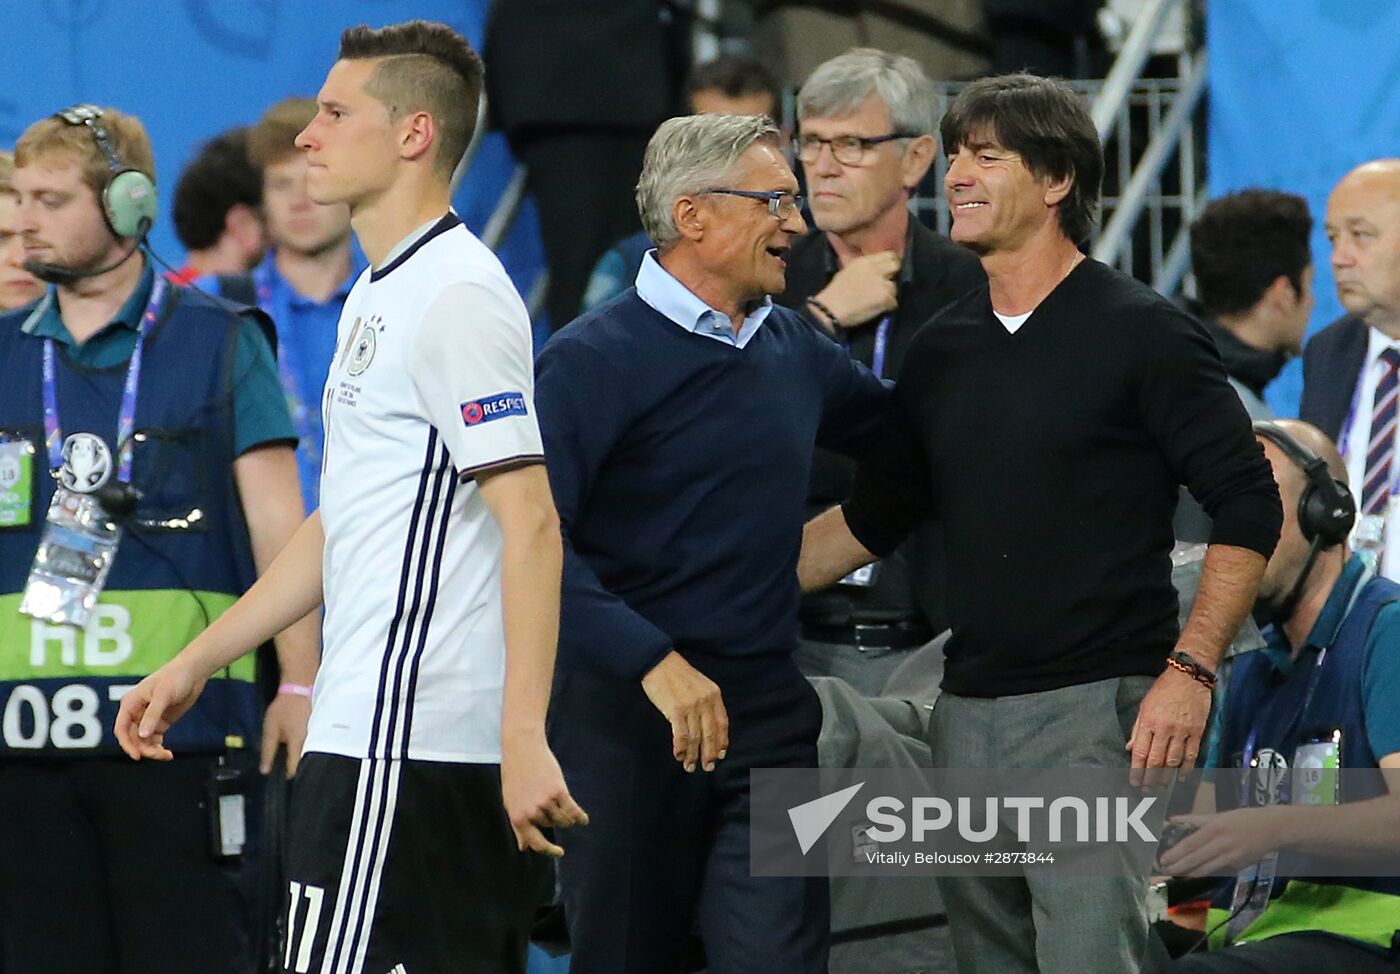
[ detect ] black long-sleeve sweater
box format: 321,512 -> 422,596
843,258 -> 1283,697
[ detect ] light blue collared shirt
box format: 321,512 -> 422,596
633,250 -> 772,349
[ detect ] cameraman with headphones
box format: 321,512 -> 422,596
1160,419 -> 1400,971
0,106 -> 317,973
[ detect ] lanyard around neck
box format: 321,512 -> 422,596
841,315 -> 893,380
42,277 -> 167,484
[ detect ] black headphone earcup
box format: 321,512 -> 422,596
1298,478 -> 1355,547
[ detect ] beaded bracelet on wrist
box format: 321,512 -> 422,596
806,296 -> 843,331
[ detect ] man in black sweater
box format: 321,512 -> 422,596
799,74 -> 1282,973
777,48 -> 985,693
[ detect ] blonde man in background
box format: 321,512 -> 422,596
0,152 -> 44,309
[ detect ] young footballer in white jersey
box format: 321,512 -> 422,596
115,20 -> 586,974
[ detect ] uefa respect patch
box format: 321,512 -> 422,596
461,391 -> 529,427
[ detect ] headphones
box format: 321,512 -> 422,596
1253,420 -> 1355,548
54,104 -> 157,239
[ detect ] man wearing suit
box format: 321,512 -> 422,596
1299,160 -> 1400,577
485,0 -> 687,332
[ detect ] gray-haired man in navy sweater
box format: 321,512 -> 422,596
534,113 -> 890,974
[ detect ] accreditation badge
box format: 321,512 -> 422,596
839,561 -> 881,588
1355,511 -> 1387,569
1225,848 -> 1279,942
18,487 -> 121,628
1292,734 -> 1341,806
0,438 -> 35,528
1224,750 -> 1286,941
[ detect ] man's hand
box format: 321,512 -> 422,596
501,733 -> 589,857
260,692 -> 312,776
1158,807 -> 1289,876
114,657 -> 207,761
1126,666 -> 1212,786
812,251 -> 900,330
641,651 -> 729,772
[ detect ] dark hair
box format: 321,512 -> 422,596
339,20 -> 483,175
1190,189 -> 1313,317
172,127 -> 261,251
940,73 -> 1103,245
686,55 -> 781,112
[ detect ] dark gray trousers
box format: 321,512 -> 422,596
930,676 -> 1171,974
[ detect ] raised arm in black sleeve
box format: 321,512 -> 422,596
1137,308 -> 1283,558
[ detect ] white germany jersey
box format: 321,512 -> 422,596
305,214 -> 543,763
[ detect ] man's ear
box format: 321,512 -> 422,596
1261,274 -> 1298,313
400,110 -> 435,164
900,134 -> 937,191
673,195 -> 706,243
224,203 -> 263,254
1043,171 -> 1074,208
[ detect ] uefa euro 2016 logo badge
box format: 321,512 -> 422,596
59,432 -> 113,493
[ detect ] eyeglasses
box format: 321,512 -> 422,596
699,188 -> 805,219
793,133 -> 916,166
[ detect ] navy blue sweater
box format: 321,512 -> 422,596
535,290 -> 889,690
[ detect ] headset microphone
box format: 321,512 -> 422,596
23,229 -> 150,286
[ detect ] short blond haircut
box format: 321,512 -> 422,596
0,151 -> 15,195
248,97 -> 316,170
14,108 -> 156,199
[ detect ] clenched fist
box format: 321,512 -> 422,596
812,250 -> 901,330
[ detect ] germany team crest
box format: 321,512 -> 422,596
348,320 -> 377,376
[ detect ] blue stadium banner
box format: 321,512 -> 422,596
1208,1 -> 1400,416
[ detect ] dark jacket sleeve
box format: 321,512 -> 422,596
534,336 -> 672,680
1299,316 -> 1367,442
1137,308 -> 1282,557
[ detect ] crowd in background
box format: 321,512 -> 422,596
0,4 -> 1398,974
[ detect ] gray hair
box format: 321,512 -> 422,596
636,113 -> 780,248
797,48 -> 937,138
